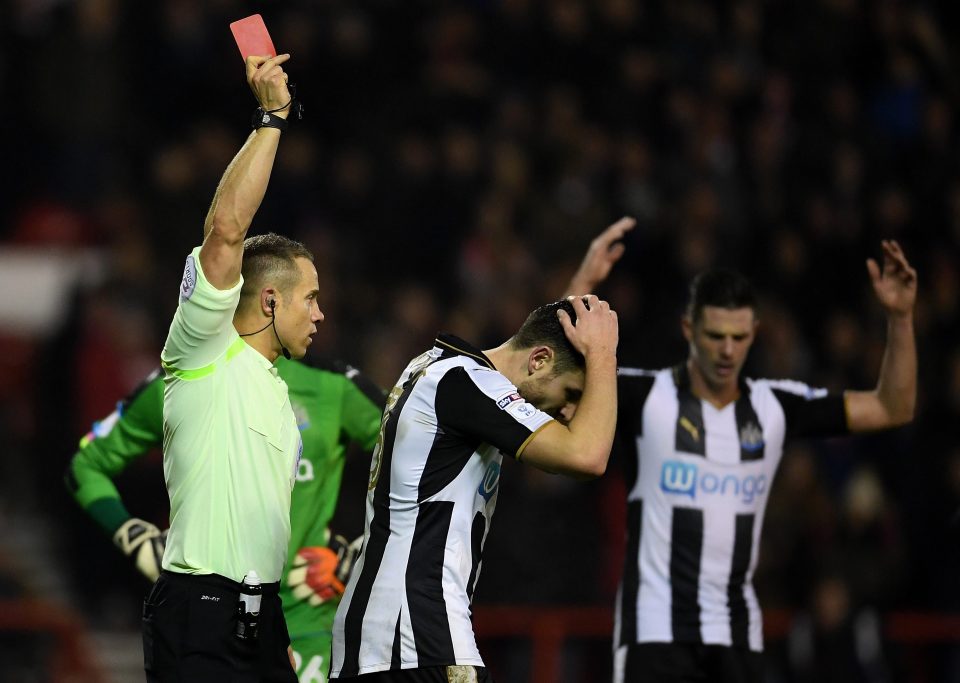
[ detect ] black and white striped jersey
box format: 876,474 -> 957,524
613,364 -> 848,660
331,335 -> 554,678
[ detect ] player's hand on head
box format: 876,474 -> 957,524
557,295 -> 619,358
566,216 -> 636,296
245,53 -> 292,115
288,533 -> 362,607
866,240 -> 917,319
113,518 -> 166,582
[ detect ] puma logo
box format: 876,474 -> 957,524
679,416 -> 700,442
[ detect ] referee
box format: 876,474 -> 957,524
142,55 -> 323,682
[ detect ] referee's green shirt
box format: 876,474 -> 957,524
160,246 -> 301,583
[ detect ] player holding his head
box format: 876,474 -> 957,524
567,222 -> 917,683
331,296 -> 619,682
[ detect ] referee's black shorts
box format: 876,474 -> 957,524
142,570 -> 297,683
616,642 -> 764,683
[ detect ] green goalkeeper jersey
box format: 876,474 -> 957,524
66,357 -> 384,637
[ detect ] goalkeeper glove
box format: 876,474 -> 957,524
113,518 -> 166,582
288,533 -> 362,606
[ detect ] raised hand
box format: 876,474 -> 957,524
245,54 -> 292,115
565,217 -> 636,296
866,240 -> 917,319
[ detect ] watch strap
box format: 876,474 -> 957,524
252,108 -> 289,131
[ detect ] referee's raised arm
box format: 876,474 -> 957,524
199,53 -> 292,290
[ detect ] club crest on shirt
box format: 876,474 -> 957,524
739,422 -> 764,452
180,254 -> 197,302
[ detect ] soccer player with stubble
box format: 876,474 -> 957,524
331,295 -> 619,682
141,54 -> 324,682
567,220 -> 917,683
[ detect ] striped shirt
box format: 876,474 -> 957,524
614,365 -> 847,657
331,335 -> 554,678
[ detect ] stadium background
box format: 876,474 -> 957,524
0,0 -> 958,681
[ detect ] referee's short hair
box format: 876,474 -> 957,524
509,300 -> 585,375
685,268 -> 758,323
240,233 -> 313,305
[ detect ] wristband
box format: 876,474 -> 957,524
252,83 -> 303,131
252,108 -> 289,132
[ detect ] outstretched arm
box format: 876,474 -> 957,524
564,217 -> 636,296
200,54 -> 293,290
844,240 -> 918,432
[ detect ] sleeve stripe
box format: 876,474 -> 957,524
515,421 -> 552,461
161,336 -> 246,380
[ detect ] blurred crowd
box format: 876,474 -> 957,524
1,0 -> 959,680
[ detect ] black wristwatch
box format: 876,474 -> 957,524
251,83 -> 303,132
251,108 -> 289,132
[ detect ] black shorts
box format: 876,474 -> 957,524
616,642 -> 763,683
142,570 -> 297,683
332,665 -> 492,683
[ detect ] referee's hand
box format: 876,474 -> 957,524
246,53 -> 292,117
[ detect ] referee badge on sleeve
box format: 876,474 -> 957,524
180,254 -> 197,302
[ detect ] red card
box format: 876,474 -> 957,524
230,14 -> 277,61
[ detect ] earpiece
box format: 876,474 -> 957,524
241,296 -> 289,359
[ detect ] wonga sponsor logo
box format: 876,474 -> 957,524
660,460 -> 767,504
478,460 -> 501,502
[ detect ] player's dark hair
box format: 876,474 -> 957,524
509,300 -> 585,375
240,233 -> 314,304
685,268 -> 757,322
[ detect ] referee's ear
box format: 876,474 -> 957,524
260,288 -> 281,316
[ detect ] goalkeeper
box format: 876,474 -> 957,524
65,356 -> 384,683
